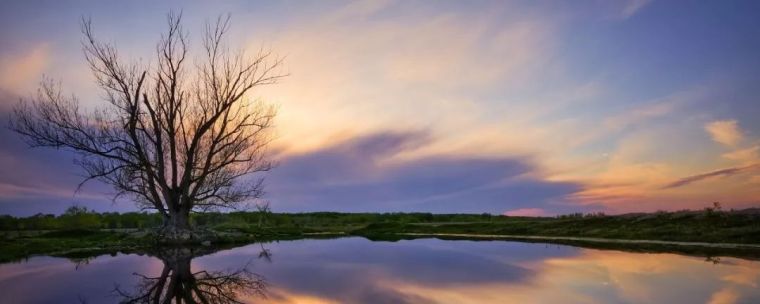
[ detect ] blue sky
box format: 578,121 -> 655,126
1,0 -> 759,216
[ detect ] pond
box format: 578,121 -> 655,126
1,237 -> 759,303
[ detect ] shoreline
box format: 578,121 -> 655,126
5,230 -> 760,263
398,232 -> 760,249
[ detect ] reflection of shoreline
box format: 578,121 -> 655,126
400,233 -> 760,249
113,246 -> 268,303
11,233 -> 760,268
364,233 -> 760,260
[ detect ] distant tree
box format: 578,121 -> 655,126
62,205 -> 101,230
63,205 -> 91,216
10,13 -> 284,241
255,201 -> 271,228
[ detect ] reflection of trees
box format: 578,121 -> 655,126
69,256 -> 95,270
705,256 -> 721,265
114,247 -> 266,303
258,243 -> 272,263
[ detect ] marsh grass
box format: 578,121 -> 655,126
2,208 -> 759,262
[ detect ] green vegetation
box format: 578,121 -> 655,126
0,229 -> 143,263
2,205 -> 760,262
354,209 -> 760,244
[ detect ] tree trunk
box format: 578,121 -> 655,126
160,205 -> 195,243
168,209 -> 191,231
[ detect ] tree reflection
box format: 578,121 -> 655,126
114,247 -> 266,303
258,243 -> 272,263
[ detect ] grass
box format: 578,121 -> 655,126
0,229 -> 143,263
351,213 -> 760,244
2,208 -> 760,262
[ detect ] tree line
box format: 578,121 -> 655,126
0,207 -> 503,231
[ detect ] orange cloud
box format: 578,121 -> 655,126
0,44 -> 50,93
722,145 -> 759,165
705,120 -> 742,146
708,288 -> 740,304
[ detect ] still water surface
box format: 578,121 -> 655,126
1,237 -> 759,303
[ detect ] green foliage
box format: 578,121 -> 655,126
1,206 -> 759,245
0,210 -> 163,231
1,206 -> 760,263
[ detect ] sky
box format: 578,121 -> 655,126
0,0 -> 759,216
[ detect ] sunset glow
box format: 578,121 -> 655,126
1,0 -> 759,215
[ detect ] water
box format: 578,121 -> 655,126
1,237 -> 759,303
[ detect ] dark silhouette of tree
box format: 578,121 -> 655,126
114,247 -> 267,303
255,201 -> 270,228
9,12 -> 285,240
257,243 -> 273,263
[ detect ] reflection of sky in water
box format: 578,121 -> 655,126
1,238 -> 759,303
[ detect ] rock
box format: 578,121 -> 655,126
201,240 -> 211,246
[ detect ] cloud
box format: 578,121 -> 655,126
603,97 -> 679,131
662,164 -> 760,189
619,0 -> 653,19
0,91 -> 127,216
259,2 -> 557,153
722,145 -> 760,165
705,120 -> 743,146
0,44 -> 50,93
562,88 -> 693,154
267,131 -> 582,214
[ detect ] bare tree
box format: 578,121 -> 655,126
255,200 -> 270,228
9,12 -> 285,240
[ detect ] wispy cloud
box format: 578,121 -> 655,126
0,43 -> 50,94
261,1 -> 557,154
723,145 -> 760,165
619,0 -> 653,19
662,163 -> 760,189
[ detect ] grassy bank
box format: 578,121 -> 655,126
2,207 -> 760,262
0,227 -> 312,263
0,229 -> 143,263
351,211 -> 760,244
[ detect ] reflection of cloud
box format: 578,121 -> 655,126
248,239 -> 760,304
268,131 -> 582,213
390,249 -> 760,304
522,251 -> 760,304
5,236 -> 760,303
706,120 -> 742,147
222,238 -> 553,304
708,288 -> 740,304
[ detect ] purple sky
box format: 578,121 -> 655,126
1,1 -> 760,215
